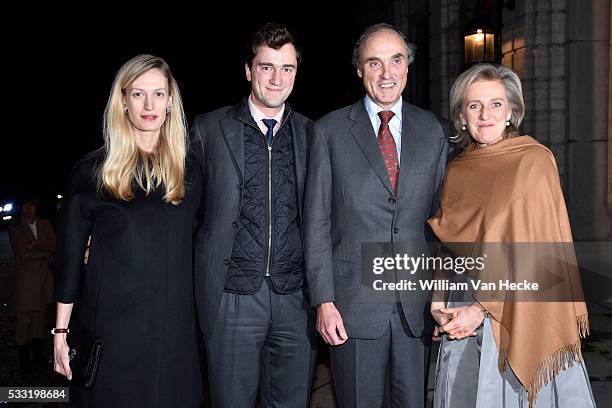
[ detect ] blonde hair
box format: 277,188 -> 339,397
100,54 -> 187,204
450,63 -> 525,150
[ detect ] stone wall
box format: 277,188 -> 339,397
393,0 -> 610,238
429,0 -> 463,118
608,5 -> 612,220
565,0 -> 610,239
501,0 -> 567,181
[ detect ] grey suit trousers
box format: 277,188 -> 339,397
205,278 -> 317,408
330,303 -> 431,408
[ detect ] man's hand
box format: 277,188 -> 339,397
317,302 -> 348,345
431,301 -> 452,342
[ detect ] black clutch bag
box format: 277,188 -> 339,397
68,323 -> 104,388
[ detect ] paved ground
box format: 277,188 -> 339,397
309,304 -> 612,408
1,227 -> 610,407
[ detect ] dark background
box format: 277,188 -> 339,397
2,3 -> 430,218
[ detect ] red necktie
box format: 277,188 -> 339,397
377,110 -> 399,193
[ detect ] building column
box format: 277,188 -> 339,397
566,0 -> 610,239
607,4 -> 612,229
428,0 -> 463,117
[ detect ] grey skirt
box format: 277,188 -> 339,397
433,317 -> 596,408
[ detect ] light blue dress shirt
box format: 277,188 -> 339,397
364,95 -> 403,165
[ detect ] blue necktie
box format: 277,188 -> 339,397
262,119 -> 277,146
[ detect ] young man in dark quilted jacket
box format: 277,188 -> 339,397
190,23 -> 316,408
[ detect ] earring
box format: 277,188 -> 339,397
461,124 -> 467,131
506,120 -> 511,127
123,106 -> 128,115
166,105 -> 171,114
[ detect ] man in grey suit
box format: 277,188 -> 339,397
191,23 -> 316,407
305,23 -> 449,407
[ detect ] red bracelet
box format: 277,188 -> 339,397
51,328 -> 70,334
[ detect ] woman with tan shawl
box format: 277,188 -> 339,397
428,63 -> 595,407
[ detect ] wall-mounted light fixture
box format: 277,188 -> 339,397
462,0 -> 515,67
464,27 -> 495,65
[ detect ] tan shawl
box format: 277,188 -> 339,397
428,136 -> 589,406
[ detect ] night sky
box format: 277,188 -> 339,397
3,3 -> 397,217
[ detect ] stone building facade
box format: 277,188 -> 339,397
360,0 -> 610,240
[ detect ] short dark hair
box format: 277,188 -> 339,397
245,23 -> 302,67
351,23 -> 416,69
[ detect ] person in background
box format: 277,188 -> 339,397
9,194 -> 56,380
52,54 -> 202,407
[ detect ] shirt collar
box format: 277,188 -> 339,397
248,94 -> 285,128
364,95 -> 403,123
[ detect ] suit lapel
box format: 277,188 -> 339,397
18,221 -> 35,241
289,112 -> 306,218
220,101 -> 255,181
220,117 -> 244,180
397,103 -> 418,196
348,101 -> 394,195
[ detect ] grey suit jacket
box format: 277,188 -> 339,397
304,99 -> 449,339
191,98 -> 313,339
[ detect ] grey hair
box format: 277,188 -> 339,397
351,23 -> 416,69
449,63 -> 525,150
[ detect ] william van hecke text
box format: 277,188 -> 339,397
372,279 -> 540,291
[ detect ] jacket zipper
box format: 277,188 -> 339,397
264,112 -> 291,277
266,143 -> 273,276
239,111 -> 291,278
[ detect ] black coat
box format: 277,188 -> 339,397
54,150 -> 202,407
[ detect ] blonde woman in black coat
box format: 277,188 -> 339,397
52,55 -> 202,407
